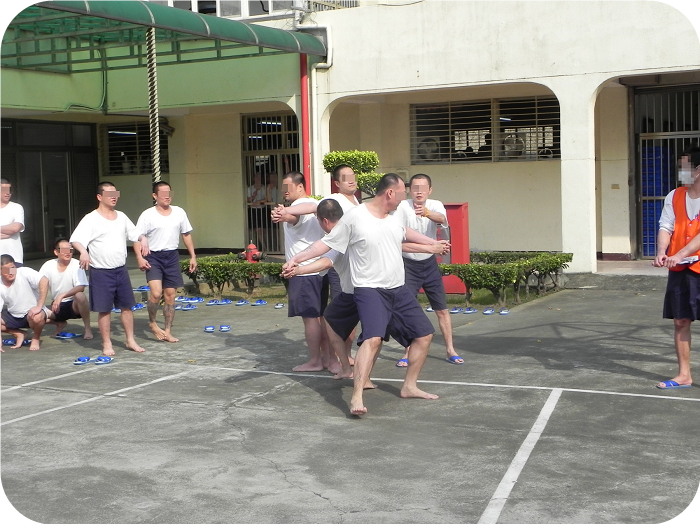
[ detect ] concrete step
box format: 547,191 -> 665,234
563,272 -> 667,291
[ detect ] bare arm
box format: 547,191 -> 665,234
652,230 -> 672,267
405,226 -> 449,247
50,285 -> 85,313
282,239 -> 332,272
182,232 -> 197,273
271,204 -> 300,225
133,241 -> 151,271
71,242 -> 91,270
37,276 -> 50,307
665,231 -> 700,268
1,222 -> 23,239
281,257 -> 332,279
402,240 -> 450,255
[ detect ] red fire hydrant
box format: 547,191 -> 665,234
240,242 -> 263,263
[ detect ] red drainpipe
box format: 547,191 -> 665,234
300,54 -> 311,192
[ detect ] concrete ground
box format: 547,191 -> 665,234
2,261 -> 700,524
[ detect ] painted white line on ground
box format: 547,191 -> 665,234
2,366 -> 103,393
161,363 -> 700,403
478,388 -> 563,524
1,371 -> 188,427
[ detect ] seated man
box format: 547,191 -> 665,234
1,254 -> 49,351
38,238 -> 93,340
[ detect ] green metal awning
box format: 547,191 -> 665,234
2,1 -> 327,73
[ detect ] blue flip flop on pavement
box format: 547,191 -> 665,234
174,304 -> 183,310
134,285 -> 150,292
656,380 -> 691,389
56,332 -> 82,339
95,356 -> 113,365
483,307 -> 495,315
449,307 -> 463,314
73,356 -> 93,365
3,338 -> 32,346
463,307 -> 478,314
252,299 -> 267,306
182,304 -> 197,311
499,307 -> 510,315
274,303 -> 285,309
446,355 -> 464,364
219,299 -> 233,305
219,325 -> 231,332
426,306 -> 434,312
204,326 -> 215,333
236,299 -> 249,306
206,300 -> 220,306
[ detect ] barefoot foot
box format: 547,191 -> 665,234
102,345 -> 115,356
126,341 -> 146,353
349,396 -> 367,415
332,367 -> 354,380
400,386 -> 439,400
292,360 -> 324,372
11,333 -> 25,349
29,338 -> 41,351
83,328 -> 94,340
150,322 -> 167,341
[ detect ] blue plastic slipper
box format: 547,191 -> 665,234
112,307 -> 121,313
463,307 -> 478,314
236,299 -> 249,306
656,380 -> 691,390
175,296 -> 188,303
483,307 -> 495,315
204,326 -> 215,333
191,297 -> 204,303
219,299 -> 232,305
131,303 -> 145,311
252,299 -> 267,306
73,356 -> 92,365
446,355 -> 464,365
2,338 -> 30,346
174,304 -> 183,310
95,356 -> 113,365
274,303 -> 285,309
426,306 -> 434,312
206,300 -> 220,306
134,285 -> 150,292
449,307 -> 463,314
499,307 -> 510,315
182,304 -> 197,311
219,325 -> 231,332
56,332 -> 81,339
396,358 -> 408,367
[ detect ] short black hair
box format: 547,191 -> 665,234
153,180 -> 171,194
0,178 -> 10,186
1,254 -> 16,266
97,181 -> 116,195
409,173 -> 432,188
375,173 -> 404,196
54,238 -> 70,250
317,199 -> 344,223
283,171 -> 306,190
332,164 -> 353,182
681,146 -> 700,170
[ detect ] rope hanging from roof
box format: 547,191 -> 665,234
147,26 -> 161,184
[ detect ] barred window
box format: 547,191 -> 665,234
410,97 -> 560,164
102,123 -> 170,176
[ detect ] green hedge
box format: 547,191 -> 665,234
184,251 -> 572,304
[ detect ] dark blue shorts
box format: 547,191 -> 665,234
323,291 -> 359,340
663,268 -> 700,320
287,274 -> 329,318
403,255 -> 448,311
327,267 -> 342,301
2,310 -> 29,330
89,265 -> 136,313
353,286 -> 434,347
52,300 -> 81,323
145,249 -> 184,289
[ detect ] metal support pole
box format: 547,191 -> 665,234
147,26 -> 161,184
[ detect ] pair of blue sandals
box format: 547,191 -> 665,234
175,304 -> 198,311
176,296 -> 204,303
427,306 -> 510,315
234,299 -> 269,306
204,325 -> 231,333
206,299 -> 233,306
73,355 -> 112,365
110,303 -> 145,313
3,338 -> 31,346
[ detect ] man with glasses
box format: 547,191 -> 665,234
134,181 -> 196,343
70,181 -> 148,356
0,178 -> 25,267
37,238 -> 92,340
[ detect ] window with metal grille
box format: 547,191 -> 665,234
153,1 -> 357,18
410,97 -> 560,164
102,123 -> 169,176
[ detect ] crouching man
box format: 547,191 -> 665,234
1,254 -> 50,351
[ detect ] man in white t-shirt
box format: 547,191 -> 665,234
1,254 -> 50,351
1,178 -> 25,266
37,238 -> 92,340
272,171 -> 335,373
70,181 -> 149,357
393,173 -> 463,366
284,174 -> 441,416
135,181 -> 196,343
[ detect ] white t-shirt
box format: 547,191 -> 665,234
70,210 -> 141,269
136,205 -> 193,252
323,249 -> 354,294
659,189 -> 700,234
322,204 -> 406,289
283,197 -> 325,275
0,201 -> 25,263
39,258 -> 88,303
1,267 -> 41,317
321,193 -> 359,213
394,198 -> 448,261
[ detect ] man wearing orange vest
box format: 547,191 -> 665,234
652,146 -> 700,389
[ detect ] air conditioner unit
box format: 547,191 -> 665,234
416,136 -> 442,161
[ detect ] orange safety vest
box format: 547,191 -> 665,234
668,187 -> 700,274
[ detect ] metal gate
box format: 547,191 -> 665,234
635,87 -> 700,257
242,113 -> 300,255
